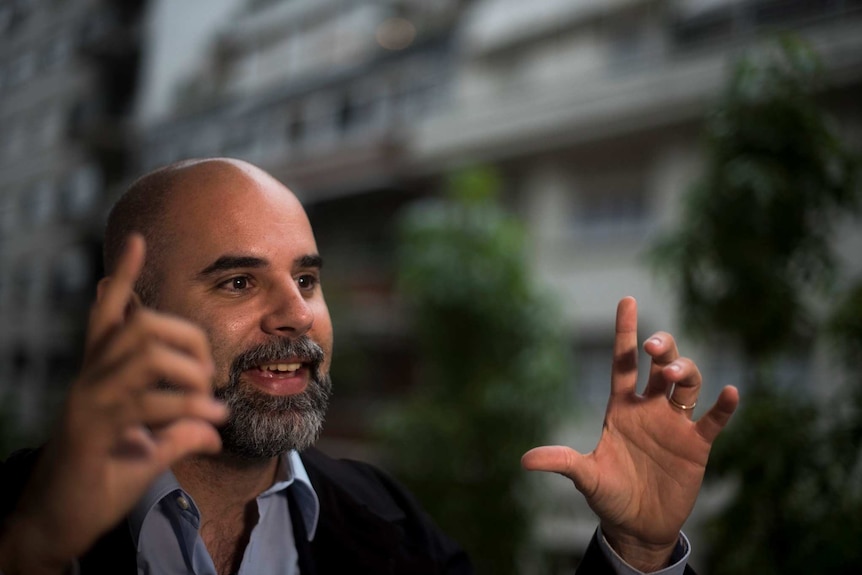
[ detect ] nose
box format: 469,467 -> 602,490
260,277 -> 314,337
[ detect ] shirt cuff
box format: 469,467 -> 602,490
595,527 -> 690,575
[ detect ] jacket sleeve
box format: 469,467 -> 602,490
576,532 -> 697,575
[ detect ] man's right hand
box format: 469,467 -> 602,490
0,234 -> 227,575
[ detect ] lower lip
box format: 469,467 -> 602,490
242,367 -> 309,396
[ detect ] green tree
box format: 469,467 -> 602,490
652,36 -> 861,574
381,167 -> 567,575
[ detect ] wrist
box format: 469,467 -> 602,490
601,526 -> 679,572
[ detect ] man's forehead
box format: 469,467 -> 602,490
159,164 -> 315,253
164,159 -> 299,205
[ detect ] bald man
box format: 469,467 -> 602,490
0,159 -> 738,575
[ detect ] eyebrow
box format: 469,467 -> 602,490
196,254 -> 323,279
298,254 -> 324,270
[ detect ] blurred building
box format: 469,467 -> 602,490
0,0 -> 146,432
413,0 -> 862,570
99,0 -> 862,569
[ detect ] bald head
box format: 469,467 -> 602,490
104,158 -> 301,306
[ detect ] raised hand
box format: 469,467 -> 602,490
522,297 -> 739,571
0,235 -> 227,575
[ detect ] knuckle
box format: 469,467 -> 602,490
137,342 -> 167,378
140,339 -> 162,362
131,308 -> 157,331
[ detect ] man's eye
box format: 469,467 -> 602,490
222,276 -> 249,290
297,274 -> 318,291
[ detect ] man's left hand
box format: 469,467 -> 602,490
522,297 -> 739,571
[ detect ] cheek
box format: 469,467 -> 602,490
201,330 -> 234,388
196,315 -> 257,381
312,303 -> 334,371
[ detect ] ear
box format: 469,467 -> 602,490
96,276 -> 143,318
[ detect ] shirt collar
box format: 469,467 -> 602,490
127,450 -> 320,545
128,468 -> 186,546
284,450 -> 320,540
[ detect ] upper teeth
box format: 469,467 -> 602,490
261,363 -> 301,372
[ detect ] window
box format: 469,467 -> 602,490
0,4 -> 13,34
671,2 -> 735,48
606,12 -> 650,73
0,258 -> 9,307
572,173 -> 649,240
0,193 -> 17,234
22,180 -> 56,225
573,340 -> 616,406
287,105 -> 305,144
337,94 -> 355,133
42,34 -> 73,70
38,104 -> 63,147
51,247 -> 92,304
62,164 -> 102,219
13,260 -> 41,308
7,50 -> 36,87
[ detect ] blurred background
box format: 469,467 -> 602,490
1,0 -> 861,573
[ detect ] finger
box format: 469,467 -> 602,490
151,420 -> 223,466
135,393 -> 227,428
86,234 -> 146,353
91,342 -> 215,401
642,331 -> 679,397
611,297 -> 639,396
103,420 -> 222,507
115,420 -> 224,484
695,386 -> 739,443
521,446 -> 597,495
665,357 -> 702,416
89,309 -> 214,380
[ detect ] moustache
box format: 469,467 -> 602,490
229,336 -> 325,378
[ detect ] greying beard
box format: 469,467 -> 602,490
214,336 -> 331,460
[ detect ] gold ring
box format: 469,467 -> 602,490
668,395 -> 697,411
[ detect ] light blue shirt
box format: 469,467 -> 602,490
3,454 -> 690,575
129,451 -> 319,575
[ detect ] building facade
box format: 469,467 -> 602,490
413,0 -> 862,569
0,0 -> 146,435
133,2 -> 862,569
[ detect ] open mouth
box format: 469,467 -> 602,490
257,362 -> 303,374
242,360 -> 311,395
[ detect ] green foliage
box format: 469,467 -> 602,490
825,280 -> 862,471
381,167 -> 567,575
652,36 -> 862,573
706,385 -> 862,575
652,35 -> 859,361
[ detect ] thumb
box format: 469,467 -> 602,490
522,445 -> 597,494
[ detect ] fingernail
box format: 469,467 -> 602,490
668,363 -> 682,373
648,337 -> 661,347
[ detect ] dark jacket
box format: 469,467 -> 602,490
1,447 -> 670,574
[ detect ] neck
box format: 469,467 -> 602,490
172,452 -> 280,514
174,453 -> 281,575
